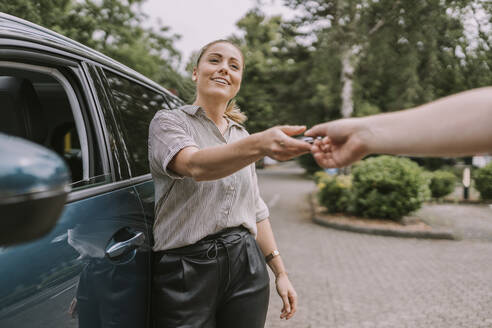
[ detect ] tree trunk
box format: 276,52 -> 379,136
340,48 -> 356,118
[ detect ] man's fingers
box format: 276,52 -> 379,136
313,152 -> 338,168
305,123 -> 329,137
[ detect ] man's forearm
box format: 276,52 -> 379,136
364,87 -> 492,157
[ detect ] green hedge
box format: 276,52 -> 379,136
351,156 -> 430,221
475,162 -> 492,200
317,173 -> 352,213
297,154 -> 321,175
429,170 -> 456,198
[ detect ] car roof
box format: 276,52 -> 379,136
0,12 -> 181,100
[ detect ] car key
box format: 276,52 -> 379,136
295,136 -> 322,144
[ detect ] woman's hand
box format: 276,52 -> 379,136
275,272 -> 297,320
260,125 -> 312,161
68,297 -> 78,318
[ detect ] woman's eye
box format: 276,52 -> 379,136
231,64 -> 239,70
209,58 -> 219,63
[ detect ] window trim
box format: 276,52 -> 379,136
78,62 -> 112,179
67,173 -> 152,203
0,61 -> 90,181
100,65 -> 179,107
89,64 -> 133,180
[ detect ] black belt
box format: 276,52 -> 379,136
157,226 -> 250,287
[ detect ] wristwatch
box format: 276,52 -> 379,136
265,249 -> 280,263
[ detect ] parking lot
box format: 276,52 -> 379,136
259,163 -> 492,328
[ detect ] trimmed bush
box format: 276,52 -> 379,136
429,170 -> 456,198
475,162 -> 492,200
351,156 -> 430,221
317,174 -> 352,213
313,171 -> 328,184
297,154 -> 321,175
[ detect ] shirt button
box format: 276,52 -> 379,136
229,186 -> 234,191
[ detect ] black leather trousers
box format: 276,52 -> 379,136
152,227 -> 270,328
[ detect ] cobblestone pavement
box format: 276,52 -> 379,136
417,204 -> 492,242
258,163 -> 492,328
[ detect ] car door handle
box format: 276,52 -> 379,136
105,231 -> 145,258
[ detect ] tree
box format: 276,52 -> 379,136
231,9 -> 323,133
284,0 -> 481,118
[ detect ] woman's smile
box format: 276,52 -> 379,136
211,77 -> 230,86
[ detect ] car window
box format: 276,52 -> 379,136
0,64 -> 106,190
103,70 -> 171,177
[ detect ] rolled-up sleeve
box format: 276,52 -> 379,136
148,111 -> 198,179
251,164 -> 269,222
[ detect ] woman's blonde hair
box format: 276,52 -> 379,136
195,39 -> 247,124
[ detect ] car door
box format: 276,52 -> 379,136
86,63 -> 184,245
0,53 -> 152,327
84,63 -> 185,327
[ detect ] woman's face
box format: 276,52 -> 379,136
193,42 -> 243,102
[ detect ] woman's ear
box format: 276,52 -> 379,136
192,68 -> 197,82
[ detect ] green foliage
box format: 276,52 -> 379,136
231,9 -> 325,133
313,170 -> 328,184
282,0 -> 492,121
351,156 -> 430,221
316,173 -> 352,213
440,164 -> 466,180
475,162 -> 492,200
297,154 -> 321,175
354,101 -> 380,117
410,157 -> 458,171
428,170 -> 457,198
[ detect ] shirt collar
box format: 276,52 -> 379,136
180,105 -> 245,130
181,105 -> 201,116
225,117 -> 244,129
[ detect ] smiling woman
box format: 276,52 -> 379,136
148,39 -> 310,327
192,40 -> 246,127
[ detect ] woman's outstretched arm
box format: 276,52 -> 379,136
169,125 -> 311,181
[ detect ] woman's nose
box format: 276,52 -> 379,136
217,63 -> 229,74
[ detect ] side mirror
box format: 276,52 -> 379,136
0,133 -> 70,246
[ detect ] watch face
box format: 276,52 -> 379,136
266,250 -> 280,262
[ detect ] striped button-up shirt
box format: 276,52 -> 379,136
148,105 -> 269,251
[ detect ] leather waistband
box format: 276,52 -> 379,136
157,226 -> 249,256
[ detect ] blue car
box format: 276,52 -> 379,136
0,12 -> 183,327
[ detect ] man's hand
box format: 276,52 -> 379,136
305,119 -> 370,168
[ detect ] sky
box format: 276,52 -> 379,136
140,1 -> 491,70
141,0 -> 298,68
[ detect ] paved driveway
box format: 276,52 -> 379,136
259,163 -> 492,328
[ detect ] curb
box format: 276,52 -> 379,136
309,193 -> 456,240
312,216 -> 456,240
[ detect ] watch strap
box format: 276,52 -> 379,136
265,249 -> 280,263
